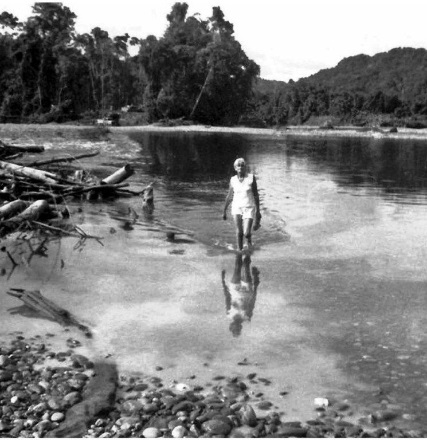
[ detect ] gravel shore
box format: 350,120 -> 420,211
0,333 -> 424,438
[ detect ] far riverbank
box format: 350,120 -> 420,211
117,124 -> 427,141
2,122 -> 427,141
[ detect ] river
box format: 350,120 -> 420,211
2,128 -> 427,431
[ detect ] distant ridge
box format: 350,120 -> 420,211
257,47 -> 427,103
250,47 -> 427,126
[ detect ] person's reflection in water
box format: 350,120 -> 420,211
221,254 -> 260,337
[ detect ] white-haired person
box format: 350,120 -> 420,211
223,158 -> 261,251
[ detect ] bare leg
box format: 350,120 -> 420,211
242,255 -> 252,284
243,218 -> 253,249
231,254 -> 243,283
233,214 -> 244,250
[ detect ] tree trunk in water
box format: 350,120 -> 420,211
2,199 -> 50,225
101,164 -> 134,185
0,200 -> 29,220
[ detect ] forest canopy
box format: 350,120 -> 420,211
0,2 -> 259,125
1,2 -> 427,128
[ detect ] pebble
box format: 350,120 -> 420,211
0,354 -> 9,367
314,397 -> 330,408
202,418 -> 233,436
9,420 -> 24,437
372,410 -> 398,422
257,400 -> 273,410
38,380 -> 50,390
63,391 -> 81,406
239,404 -> 258,427
142,427 -> 162,438
47,397 -> 62,410
171,425 -> 187,438
122,399 -> 143,414
230,425 -> 259,438
0,371 -> 13,381
32,402 -> 47,414
70,354 -> 94,369
27,383 -> 43,394
50,412 -> 65,422
174,383 -> 191,393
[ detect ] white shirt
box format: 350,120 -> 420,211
230,174 -> 255,210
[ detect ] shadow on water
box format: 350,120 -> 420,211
221,253 -> 260,337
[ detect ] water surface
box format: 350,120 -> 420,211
2,129 -> 427,430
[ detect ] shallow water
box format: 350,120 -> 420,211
2,129 -> 427,430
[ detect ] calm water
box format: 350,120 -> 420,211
3,129 -> 427,431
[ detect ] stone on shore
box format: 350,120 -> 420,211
142,427 -> 162,438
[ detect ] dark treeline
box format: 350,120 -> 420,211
0,2 -> 259,125
2,3 -> 427,128
249,48 -> 427,128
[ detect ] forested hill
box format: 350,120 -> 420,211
251,47 -> 427,127
305,47 -> 427,99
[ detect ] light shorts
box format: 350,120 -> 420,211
231,206 -> 256,219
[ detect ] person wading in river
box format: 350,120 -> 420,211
223,158 -> 261,251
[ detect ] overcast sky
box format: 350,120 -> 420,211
3,0 -> 427,81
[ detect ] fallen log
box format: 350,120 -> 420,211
0,140 -> 44,157
0,160 -> 60,185
0,200 -> 28,220
63,182 -> 129,197
7,288 -> 92,337
0,140 -> 44,153
101,164 -> 134,185
1,199 -> 50,225
26,150 -> 100,167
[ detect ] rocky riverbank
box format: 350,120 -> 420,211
0,333 -> 424,438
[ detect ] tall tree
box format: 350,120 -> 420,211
138,2 -> 259,125
23,3 -> 77,114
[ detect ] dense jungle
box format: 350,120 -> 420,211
1,2 -> 427,128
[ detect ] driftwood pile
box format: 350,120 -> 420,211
0,140 -> 146,238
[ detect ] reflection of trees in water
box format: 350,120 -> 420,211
287,137 -> 427,192
132,131 -> 427,192
0,229 -> 92,280
222,254 -> 260,337
130,132 -> 247,181
1,232 -> 52,280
